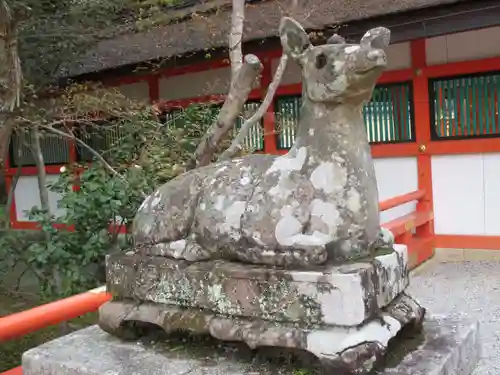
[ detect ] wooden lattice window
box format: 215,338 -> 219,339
9,127 -> 71,167
430,73 -> 500,139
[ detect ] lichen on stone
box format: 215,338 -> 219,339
206,283 -> 242,316
147,274 -> 196,307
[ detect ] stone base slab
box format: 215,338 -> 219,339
22,315 -> 480,375
97,292 -> 424,373
106,244 -> 409,327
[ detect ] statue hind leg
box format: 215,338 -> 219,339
133,172 -> 211,262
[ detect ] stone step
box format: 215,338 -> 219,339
21,315 -> 480,375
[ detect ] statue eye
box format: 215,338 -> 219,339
315,53 -> 327,69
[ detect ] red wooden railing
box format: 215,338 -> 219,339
0,190 -> 434,375
380,189 -> 435,268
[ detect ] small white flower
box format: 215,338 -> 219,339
133,164 -> 142,169
60,166 -> 67,173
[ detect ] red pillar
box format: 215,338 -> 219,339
411,39 -> 435,250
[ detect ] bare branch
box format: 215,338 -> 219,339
219,54 -> 289,161
187,54 -> 263,170
229,0 -> 245,78
36,122 -> 128,186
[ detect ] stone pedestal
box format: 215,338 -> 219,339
22,317 -> 480,375
105,244 -> 410,327
99,244 -> 426,372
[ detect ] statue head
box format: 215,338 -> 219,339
279,17 -> 390,105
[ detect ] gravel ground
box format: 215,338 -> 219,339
407,260 -> 500,375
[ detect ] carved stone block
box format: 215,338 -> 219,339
106,244 -> 409,327
97,292 -> 424,374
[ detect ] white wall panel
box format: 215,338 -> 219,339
385,42 -> 411,71
159,66 -> 259,101
483,154 -> 500,235
374,157 -> 418,224
432,153 -> 500,236
426,26 -> 500,65
15,175 -> 65,221
431,154 -> 485,235
115,81 -> 150,103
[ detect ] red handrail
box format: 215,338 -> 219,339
1,368 -> 22,375
379,189 -> 426,212
380,189 -> 434,269
0,287 -> 111,343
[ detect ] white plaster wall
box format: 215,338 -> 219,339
14,175 -> 65,221
374,157 -> 418,224
431,153 -> 500,235
271,42 -> 411,85
114,81 -> 150,103
426,26 -> 500,65
159,66 -> 259,100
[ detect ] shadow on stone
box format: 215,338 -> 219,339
371,320 -> 426,373
106,317 -> 430,375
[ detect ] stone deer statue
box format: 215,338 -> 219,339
133,17 -> 391,268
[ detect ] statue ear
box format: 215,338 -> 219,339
279,17 -> 311,61
360,27 -> 391,50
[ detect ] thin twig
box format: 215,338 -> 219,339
37,123 -> 128,185
219,53 -> 289,161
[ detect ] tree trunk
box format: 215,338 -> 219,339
219,54 -> 289,161
31,125 -> 68,330
0,0 -> 24,166
185,0 -> 263,170
31,126 -> 50,213
4,131 -> 23,228
187,54 -> 262,170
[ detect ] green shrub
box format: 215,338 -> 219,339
0,93 -> 222,298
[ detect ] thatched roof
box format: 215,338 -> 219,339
64,0 -> 469,77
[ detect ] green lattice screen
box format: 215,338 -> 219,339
363,83 -> 414,143
431,73 -> 500,138
162,108 -> 183,126
274,83 -> 414,149
162,102 -> 264,152
10,128 -> 71,167
274,95 -> 302,149
77,123 -> 123,162
232,101 -> 264,151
